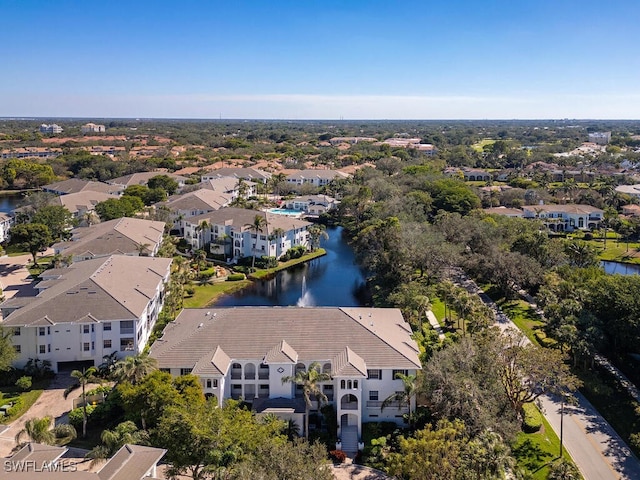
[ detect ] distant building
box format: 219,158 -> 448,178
329,137 -> 378,145
522,204 -> 603,231
615,184 -> 640,199
39,124 -> 63,134
285,169 -> 350,188
0,147 -> 62,159
381,138 -> 437,156
588,132 -> 611,145
81,122 -> 106,134
203,167 -> 272,184
483,206 -> 524,218
0,213 -> 14,243
107,172 -> 188,192
284,194 -> 339,215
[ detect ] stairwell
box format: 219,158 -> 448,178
340,425 -> 359,455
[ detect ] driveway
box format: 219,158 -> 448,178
0,253 -> 39,303
0,373 -> 80,457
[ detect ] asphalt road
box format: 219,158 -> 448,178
540,393 -> 640,480
452,270 -> 640,479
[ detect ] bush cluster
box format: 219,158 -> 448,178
227,273 -> 245,282
280,246 -> 306,262
522,403 -> 543,433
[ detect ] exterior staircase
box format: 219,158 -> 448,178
340,425 -> 359,455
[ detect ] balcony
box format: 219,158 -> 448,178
230,372 -> 242,380
341,402 -> 358,410
258,370 -> 270,380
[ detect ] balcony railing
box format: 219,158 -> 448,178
230,372 -> 242,380
258,371 -> 269,380
366,400 -> 403,408
341,402 -> 358,410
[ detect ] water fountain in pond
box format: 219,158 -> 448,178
296,275 -> 314,307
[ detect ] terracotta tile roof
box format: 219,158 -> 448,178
264,339 -> 298,363
332,346 -> 367,377
149,307 -> 421,372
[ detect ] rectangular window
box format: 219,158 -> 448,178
392,369 -> 408,379
213,379 -> 218,388
47,344 -> 51,353
103,322 -> 111,331
83,325 -> 90,334
15,345 -> 21,353
120,338 -> 134,351
13,327 -> 20,336
206,379 -> 212,388
83,342 -> 90,352
39,327 -> 46,336
91,341 -> 95,350
39,345 -> 46,354
369,391 -> 379,401
120,321 -> 134,334
104,339 -> 112,349
180,368 -> 192,376
367,369 -> 382,380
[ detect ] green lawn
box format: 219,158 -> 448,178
430,297 -> 446,323
248,249 -> 326,280
471,138 -> 496,152
513,409 -> 579,479
0,379 -> 49,424
183,279 -> 252,308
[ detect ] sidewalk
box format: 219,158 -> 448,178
453,271 -> 640,479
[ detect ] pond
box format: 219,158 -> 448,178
601,260 -> 640,276
0,193 -> 23,214
215,226 -> 368,307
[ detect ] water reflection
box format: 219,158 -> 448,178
215,226 -> 368,307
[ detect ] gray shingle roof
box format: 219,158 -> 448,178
149,307 -> 421,372
1,256 -> 171,327
42,179 -> 118,195
53,218 -> 165,259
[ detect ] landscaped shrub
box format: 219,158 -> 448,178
227,273 -> 245,282
68,405 -> 96,430
15,376 -> 32,392
329,449 -> 347,464
522,402 -> 543,433
6,398 -> 22,416
583,232 -> 593,240
184,286 -> 196,296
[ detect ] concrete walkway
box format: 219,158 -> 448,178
426,310 -> 445,340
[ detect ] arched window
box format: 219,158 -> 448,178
353,380 -> 358,389
347,380 -> 352,389
340,380 -> 345,389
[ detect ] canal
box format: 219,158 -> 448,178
215,226 -> 368,307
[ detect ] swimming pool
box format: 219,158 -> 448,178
267,208 -> 304,216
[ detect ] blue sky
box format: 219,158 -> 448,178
2,0 -> 639,119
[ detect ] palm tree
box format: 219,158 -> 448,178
112,353 -> 158,385
307,224 -> 329,252
269,227 -> 285,258
380,373 -> 419,428
281,362 -> 331,439
15,416 -> 56,445
85,420 -> 149,466
245,214 -> 267,271
64,367 -> 99,438
135,242 -> 151,256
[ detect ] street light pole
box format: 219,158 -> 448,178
560,395 -> 565,457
